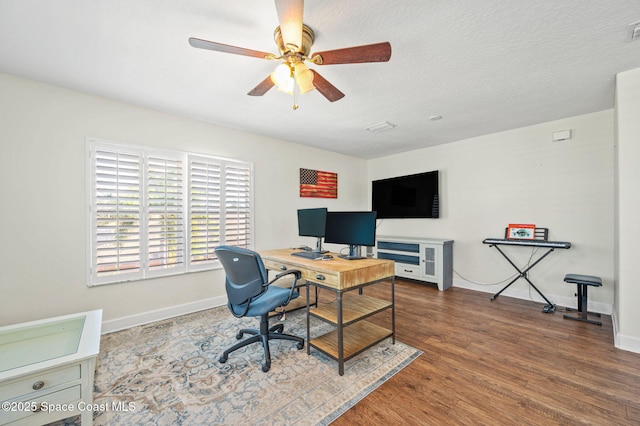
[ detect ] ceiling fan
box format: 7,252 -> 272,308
188,0 -> 391,109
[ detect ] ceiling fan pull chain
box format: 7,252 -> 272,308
292,80 -> 299,110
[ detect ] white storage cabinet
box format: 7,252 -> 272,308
376,236 -> 453,291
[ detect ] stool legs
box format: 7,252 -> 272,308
563,284 -> 602,326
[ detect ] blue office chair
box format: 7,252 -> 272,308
215,245 -> 305,372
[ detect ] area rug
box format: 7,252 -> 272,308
53,305 -> 421,425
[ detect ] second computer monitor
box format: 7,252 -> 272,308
324,211 -> 377,259
297,207 -> 328,253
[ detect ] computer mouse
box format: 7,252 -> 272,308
322,254 -> 333,260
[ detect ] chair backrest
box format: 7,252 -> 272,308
215,245 -> 269,308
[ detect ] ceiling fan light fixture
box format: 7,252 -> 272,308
294,62 -> 315,94
271,62 -> 295,94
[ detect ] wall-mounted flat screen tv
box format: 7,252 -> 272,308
372,171 -> 439,219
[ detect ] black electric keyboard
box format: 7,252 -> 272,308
483,238 -> 571,249
291,251 -> 323,260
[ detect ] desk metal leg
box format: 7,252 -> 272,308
391,276 -> 396,344
489,245 -> 556,311
306,281 -> 311,356
337,291 -> 344,376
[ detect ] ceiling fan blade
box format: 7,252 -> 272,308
311,42 -> 392,65
189,37 -> 273,59
247,76 -> 275,96
274,0 -> 304,51
311,70 -> 345,102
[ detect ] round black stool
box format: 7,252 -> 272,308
563,273 -> 602,326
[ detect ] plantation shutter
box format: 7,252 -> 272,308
224,164 -> 252,248
89,139 -> 253,285
92,147 -> 143,283
189,159 -> 221,267
147,156 -> 185,274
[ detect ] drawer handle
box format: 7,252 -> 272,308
316,274 -> 325,281
279,265 -> 287,271
32,381 -> 45,390
403,269 -> 413,273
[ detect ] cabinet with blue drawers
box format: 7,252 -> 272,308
375,236 -> 453,291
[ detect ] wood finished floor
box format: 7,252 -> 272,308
323,279 -> 640,426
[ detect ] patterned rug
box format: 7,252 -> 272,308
50,305 -> 420,426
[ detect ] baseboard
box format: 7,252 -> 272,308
452,279 -> 613,315
611,310 -> 640,354
615,334 -> 640,353
101,296 -> 227,334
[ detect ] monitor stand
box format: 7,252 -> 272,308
314,237 -> 328,254
338,244 -> 365,260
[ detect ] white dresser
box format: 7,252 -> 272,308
0,310 -> 102,425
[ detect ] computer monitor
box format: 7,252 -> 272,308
297,208 -> 328,253
324,211 -> 377,260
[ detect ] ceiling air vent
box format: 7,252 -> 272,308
366,121 -> 396,133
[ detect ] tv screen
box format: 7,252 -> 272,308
297,208 -> 327,238
324,211 -> 377,259
372,171 -> 439,219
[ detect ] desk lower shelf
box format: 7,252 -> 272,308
311,295 -> 391,325
310,320 -> 392,361
309,294 -> 393,363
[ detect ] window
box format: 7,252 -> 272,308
87,138 -> 253,286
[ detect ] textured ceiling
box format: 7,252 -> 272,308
0,1 -> 638,159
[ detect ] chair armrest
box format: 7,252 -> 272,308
268,270 -> 302,304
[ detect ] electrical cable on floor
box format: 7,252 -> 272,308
453,269 -> 519,286
454,247 -> 540,289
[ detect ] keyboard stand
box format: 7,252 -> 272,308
488,244 -> 557,312
483,233 -> 572,313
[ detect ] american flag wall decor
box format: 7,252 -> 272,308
300,168 -> 338,198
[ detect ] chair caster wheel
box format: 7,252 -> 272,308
219,356 -> 227,364
236,332 -> 243,340
262,364 -> 270,372
297,342 -> 304,350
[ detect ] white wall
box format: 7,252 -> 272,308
614,67 -> 640,352
0,73 -> 367,329
1,70 -> 629,347
369,110 -> 615,310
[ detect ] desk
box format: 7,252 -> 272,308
260,249 -> 395,375
483,238 -> 571,312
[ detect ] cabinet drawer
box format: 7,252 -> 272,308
395,263 -> 421,278
378,251 -> 419,265
0,364 -> 80,402
0,384 -> 81,425
377,241 -> 420,253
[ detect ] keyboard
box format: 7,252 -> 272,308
291,251 -> 323,260
482,238 -> 571,249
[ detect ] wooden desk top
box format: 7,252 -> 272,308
260,248 -> 394,291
